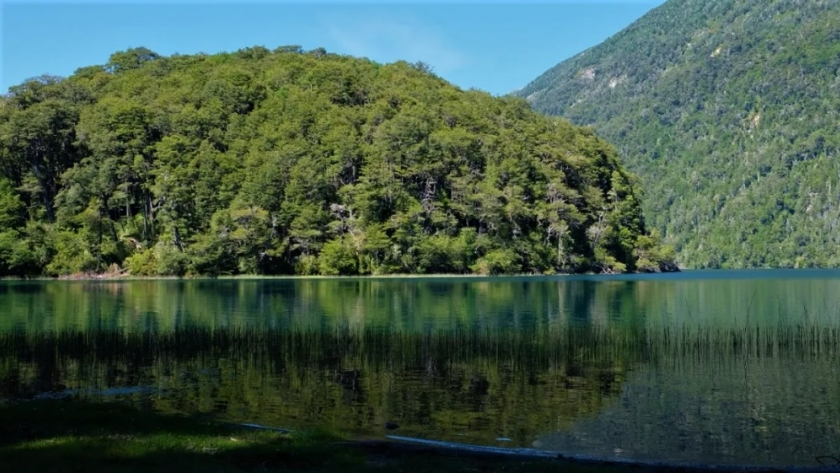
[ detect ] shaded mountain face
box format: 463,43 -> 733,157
0,47 -> 674,277
519,0 -> 840,269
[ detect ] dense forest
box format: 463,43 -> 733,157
518,0 -> 840,269
0,46 -> 674,277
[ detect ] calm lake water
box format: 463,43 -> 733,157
1,270 -> 839,468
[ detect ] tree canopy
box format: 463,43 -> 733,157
0,46 -> 674,277
518,0 -> 840,269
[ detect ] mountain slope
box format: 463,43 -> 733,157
0,47 -> 675,277
518,0 -> 840,269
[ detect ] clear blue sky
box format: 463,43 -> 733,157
2,0 -> 665,96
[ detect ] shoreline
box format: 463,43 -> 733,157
1,399 -> 831,473
3,273 -> 660,282
33,268 -> 840,285
1,268 -> 701,283
6,272 -> 667,282
353,438 -> 839,473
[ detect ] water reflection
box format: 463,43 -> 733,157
535,355 -> 840,467
1,271 -> 840,468
0,328 -> 631,445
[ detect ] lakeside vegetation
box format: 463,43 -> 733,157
518,0 -> 840,269
0,46 -> 675,279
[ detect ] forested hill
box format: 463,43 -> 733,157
0,47 -> 675,277
517,0 -> 840,269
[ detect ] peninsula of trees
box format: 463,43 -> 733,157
0,46 -> 675,277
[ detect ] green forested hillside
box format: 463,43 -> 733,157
0,47 -> 674,277
518,0 -> 840,269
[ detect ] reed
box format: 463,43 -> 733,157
3,320 -> 839,373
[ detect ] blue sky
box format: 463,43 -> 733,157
2,1 -> 665,96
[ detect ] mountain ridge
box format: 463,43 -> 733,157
518,0 -> 840,268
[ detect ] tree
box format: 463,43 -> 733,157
0,48 -> 675,277
106,47 -> 161,74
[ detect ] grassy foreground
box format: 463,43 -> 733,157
0,400 -> 615,473
0,399 -> 799,473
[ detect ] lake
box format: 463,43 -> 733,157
1,270 -> 839,468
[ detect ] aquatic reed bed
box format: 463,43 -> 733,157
641,324 -> 840,360
3,321 -> 839,376
3,321 -> 840,442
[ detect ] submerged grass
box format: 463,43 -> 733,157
0,399 -> 360,473
2,324 -> 840,472
0,399 -> 663,473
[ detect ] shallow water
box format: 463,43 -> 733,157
1,269 -> 839,468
